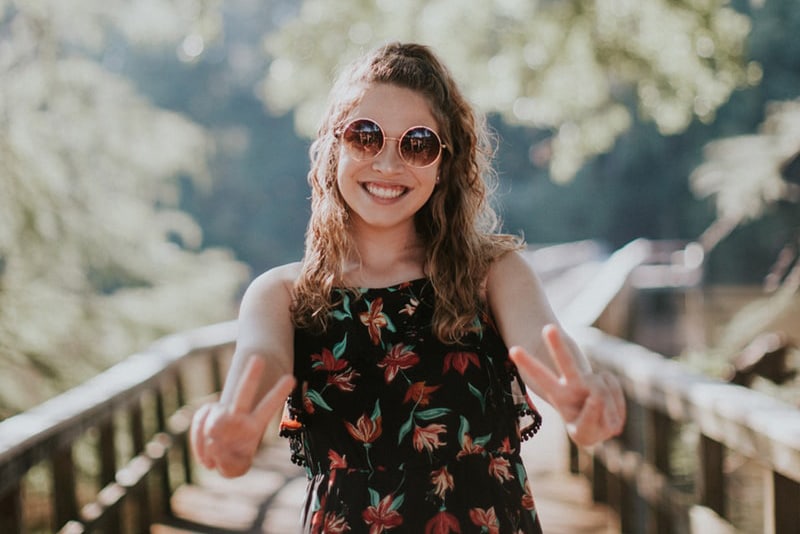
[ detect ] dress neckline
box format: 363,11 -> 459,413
337,277 -> 429,292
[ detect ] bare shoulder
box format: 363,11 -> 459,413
242,262 -> 301,305
237,262 -> 301,334
486,250 -> 537,291
235,263 -> 301,370
486,249 -> 556,332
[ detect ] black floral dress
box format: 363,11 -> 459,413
281,279 -> 543,533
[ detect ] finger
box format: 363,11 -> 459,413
190,403 -> 214,468
253,374 -> 296,427
231,355 -> 266,413
509,345 -> 560,395
602,372 -> 626,433
568,393 -> 605,446
542,324 -> 583,384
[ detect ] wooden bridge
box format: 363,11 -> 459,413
2,240 -> 799,533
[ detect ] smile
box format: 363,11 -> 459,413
363,182 -> 408,200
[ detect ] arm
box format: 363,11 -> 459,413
191,263 -> 299,477
220,263 -> 298,405
486,251 -> 625,447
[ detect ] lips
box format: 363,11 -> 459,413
363,182 -> 408,200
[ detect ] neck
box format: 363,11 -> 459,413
343,222 -> 426,287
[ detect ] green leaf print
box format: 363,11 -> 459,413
458,416 -> 470,447
390,493 -> 405,511
468,383 -> 487,413
332,333 -> 348,359
331,310 -> 350,321
397,415 -> 414,444
368,488 -> 380,507
474,433 -> 492,447
370,399 -> 382,420
384,313 -> 397,333
305,389 -> 333,411
472,315 -> 483,339
414,407 -> 451,421
331,292 -> 352,320
515,461 -> 528,487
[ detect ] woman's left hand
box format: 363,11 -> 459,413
509,324 -> 626,447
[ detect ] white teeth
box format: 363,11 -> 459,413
364,183 -> 406,199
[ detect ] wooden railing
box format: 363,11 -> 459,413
572,327 -> 800,534
0,322 -> 237,533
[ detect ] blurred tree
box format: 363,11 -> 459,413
259,0 -> 751,183
0,0 -> 248,417
687,99 -> 800,370
117,0 -> 311,275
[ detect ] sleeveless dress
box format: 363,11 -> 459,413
280,278 -> 543,533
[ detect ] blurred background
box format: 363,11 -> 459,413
1,0 -> 799,418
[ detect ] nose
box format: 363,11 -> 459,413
372,137 -> 404,172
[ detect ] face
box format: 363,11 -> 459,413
336,83 -> 441,236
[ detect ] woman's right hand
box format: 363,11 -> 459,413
190,356 -> 296,478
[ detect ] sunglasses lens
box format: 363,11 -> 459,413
342,119 -> 383,159
400,127 -> 441,167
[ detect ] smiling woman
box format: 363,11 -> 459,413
191,42 -> 625,534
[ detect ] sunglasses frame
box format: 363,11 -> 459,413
337,117 -> 447,169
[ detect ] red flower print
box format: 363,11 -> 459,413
359,298 -> 389,345
328,449 -> 347,469
499,437 -> 515,455
430,467 -> 454,500
521,480 -> 536,511
442,352 -> 480,375
323,512 -> 351,533
311,347 -> 348,372
403,382 -> 441,406
413,423 -> 447,453
488,455 -> 514,482
456,434 -> 485,459
345,413 -> 382,444
303,395 -> 315,414
362,494 -> 403,533
399,297 -> 419,316
469,507 -> 499,534
327,367 -> 360,391
378,344 -> 419,383
424,510 -> 461,533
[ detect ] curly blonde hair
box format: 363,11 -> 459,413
292,42 -> 522,343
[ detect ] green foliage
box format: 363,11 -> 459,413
0,0 -> 247,417
691,99 -> 800,222
260,0 -> 751,182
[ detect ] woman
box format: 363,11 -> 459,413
191,42 -> 625,533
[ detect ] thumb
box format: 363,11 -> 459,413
253,374 -> 296,427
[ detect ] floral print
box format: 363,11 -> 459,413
282,278 -> 543,533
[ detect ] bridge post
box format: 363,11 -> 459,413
697,434 -> 725,518
0,484 -> 23,533
766,471 -> 800,534
52,446 -> 79,530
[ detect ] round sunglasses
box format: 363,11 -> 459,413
337,118 -> 446,168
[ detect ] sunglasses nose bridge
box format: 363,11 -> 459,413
372,135 -> 406,167
381,135 -> 406,162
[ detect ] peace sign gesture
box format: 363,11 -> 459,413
510,324 -> 625,447
191,356 -> 296,477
